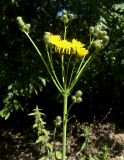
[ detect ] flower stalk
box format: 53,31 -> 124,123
62,93 -> 68,160
24,31 -> 63,93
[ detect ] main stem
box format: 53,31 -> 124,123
62,94 -> 68,160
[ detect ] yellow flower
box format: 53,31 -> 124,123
76,47 -> 88,57
49,34 -> 88,57
72,39 -> 88,57
49,34 -> 61,45
55,40 -> 72,54
72,39 -> 85,49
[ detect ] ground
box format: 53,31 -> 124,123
0,118 -> 124,160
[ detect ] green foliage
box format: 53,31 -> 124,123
87,145 -> 110,160
0,76 -> 46,119
0,83 -> 23,119
80,126 -> 92,151
29,106 -> 62,160
0,0 -> 124,122
0,0 -> 51,118
72,2 -> 124,121
28,105 -> 49,142
78,125 -> 111,160
97,145 -> 110,160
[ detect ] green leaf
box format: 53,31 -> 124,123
55,151 -> 62,160
38,156 -> 46,160
33,123 -> 38,128
36,136 -> 45,144
80,156 -> 87,160
39,77 -> 46,86
28,113 -> 35,116
46,143 -> 53,152
34,89 -> 38,95
3,96 -> 10,103
5,112 -> 10,120
80,141 -> 87,151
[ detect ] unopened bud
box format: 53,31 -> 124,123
62,9 -> 67,15
75,90 -> 83,97
93,40 -> 103,49
93,27 -> 100,37
68,14 -> 75,20
97,31 -> 104,38
103,36 -> 109,43
44,32 -> 51,36
56,116 -> 62,122
17,17 -> 25,27
63,15 -> 68,20
24,23 -> 31,33
102,31 -> 107,36
94,27 -> 100,33
44,35 -> 50,43
54,116 -> 62,127
44,32 -> 51,43
76,97 -> 82,103
17,17 -> 30,33
89,26 -> 94,34
61,14 -> 69,23
72,95 -> 76,103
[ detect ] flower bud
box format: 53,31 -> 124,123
103,36 -> 109,44
72,95 -> 77,103
53,116 -> 62,127
93,27 -> 100,37
44,35 -> 50,43
94,27 -> 100,33
68,14 -> 75,21
17,17 -> 30,33
76,97 -> 83,103
97,31 -> 104,38
56,122 -> 62,126
43,32 -> 51,44
53,120 -> 56,125
102,31 -> 107,36
63,15 -> 68,20
56,116 -> 62,122
75,90 -> 83,97
44,32 -> 51,36
61,14 -> 69,23
93,40 -> 103,49
62,9 -> 67,15
24,23 -> 31,33
17,17 -> 25,27
89,26 -> 94,34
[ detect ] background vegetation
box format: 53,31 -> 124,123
0,0 -> 124,126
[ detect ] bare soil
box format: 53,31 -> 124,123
0,120 -> 124,160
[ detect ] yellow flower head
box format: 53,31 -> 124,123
49,34 -> 88,57
55,40 -> 72,55
76,47 -> 89,57
72,39 -> 84,49
49,34 -> 61,45
72,39 -> 88,57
